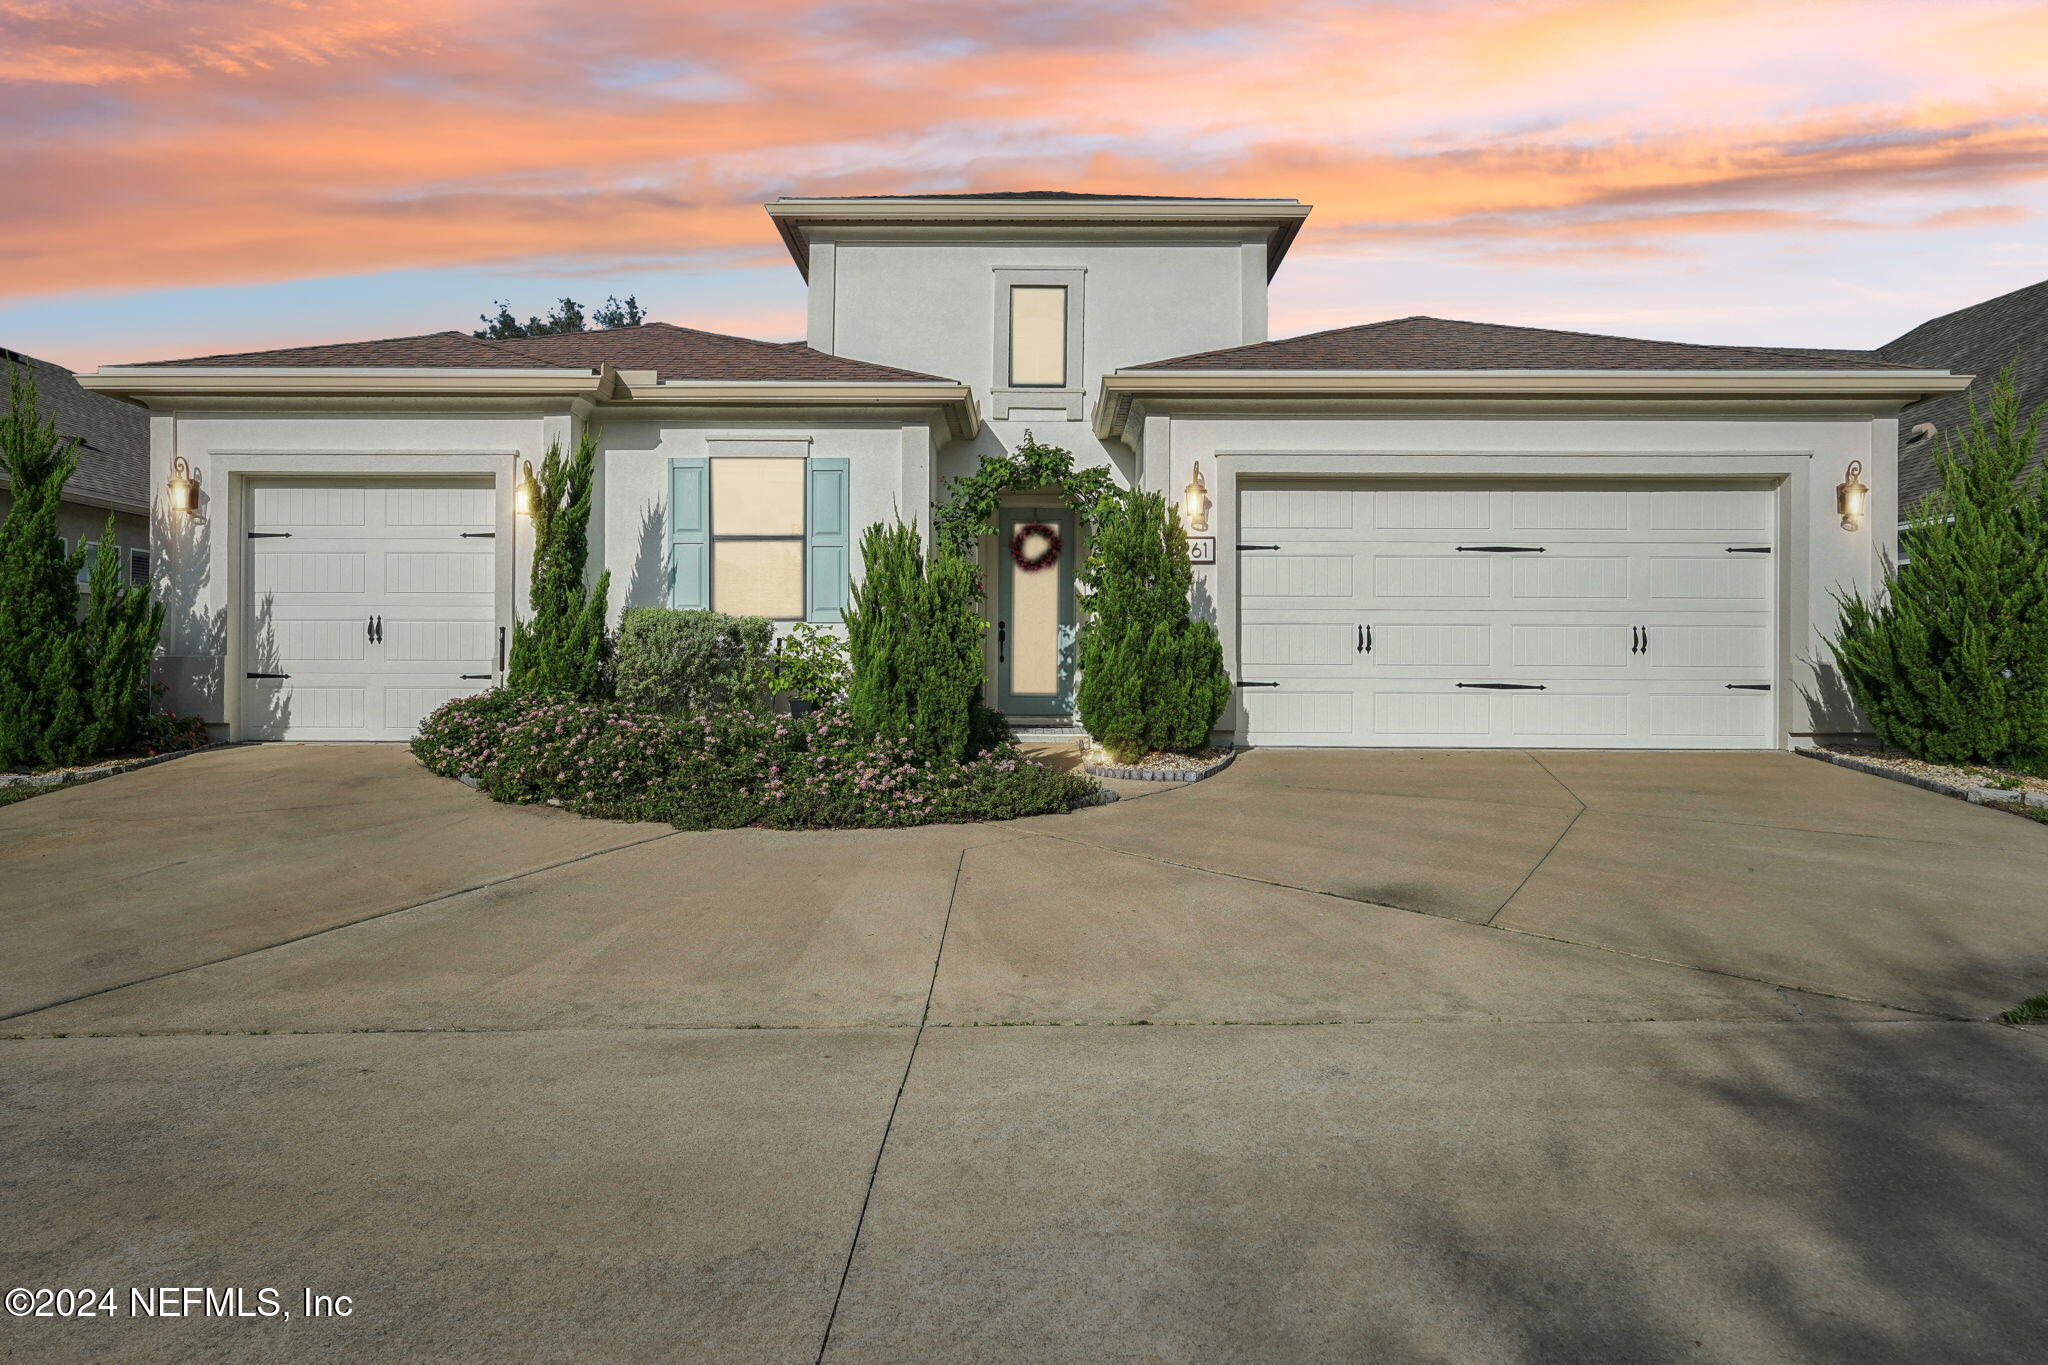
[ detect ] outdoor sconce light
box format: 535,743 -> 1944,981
1837,459 -> 1869,531
1184,461 -> 1212,533
514,459 -> 538,517
165,456 -> 199,513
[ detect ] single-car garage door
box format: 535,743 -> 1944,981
243,478 -> 500,741
1236,482 -> 1777,748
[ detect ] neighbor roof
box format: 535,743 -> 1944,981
1130,316 -> 1930,373
122,323 -> 949,384
0,348 -> 148,513
1879,278 -> 2048,507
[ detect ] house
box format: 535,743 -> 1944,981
2,346 -> 152,598
1875,278 -> 2048,517
76,192 -> 1967,749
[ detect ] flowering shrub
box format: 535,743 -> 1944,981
411,689 -> 1097,830
137,709 -> 210,757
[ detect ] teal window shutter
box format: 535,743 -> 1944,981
668,457 -> 709,610
806,457 -> 849,622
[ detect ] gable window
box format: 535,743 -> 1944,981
129,548 -> 150,587
1008,285 -> 1068,388
710,458 -> 805,619
75,540 -> 96,588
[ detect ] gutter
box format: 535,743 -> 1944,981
1093,369 -> 1976,438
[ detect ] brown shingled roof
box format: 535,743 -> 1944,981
1130,316 -> 1928,373
128,323 -> 952,383
491,323 -> 949,381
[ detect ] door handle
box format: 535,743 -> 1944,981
368,616 -> 376,643
372,615 -> 383,644
1356,624 -> 1364,654
1631,627 -> 1641,655
1639,626 -> 1648,656
997,619 -> 1006,664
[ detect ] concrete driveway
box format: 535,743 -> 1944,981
3,744 -> 2044,1362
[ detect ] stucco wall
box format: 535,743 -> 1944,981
594,418 -> 933,626
1137,409 -> 1900,746
0,492 -> 148,581
813,229 -> 1269,489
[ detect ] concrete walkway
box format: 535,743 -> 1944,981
3,745 -> 2044,1361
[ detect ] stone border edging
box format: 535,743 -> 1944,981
1795,746 -> 2047,808
1,743 -> 217,793
1081,747 -> 1236,785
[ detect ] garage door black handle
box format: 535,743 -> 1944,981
1456,682 -> 1546,690
1455,545 -> 1546,553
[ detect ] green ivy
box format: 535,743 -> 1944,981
932,433 -> 1120,569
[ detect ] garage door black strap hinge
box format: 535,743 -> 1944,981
1236,680 -> 1281,688
1456,682 -> 1547,690
1455,545 -> 1546,553
460,674 -> 492,680
245,672 -> 289,679
1726,683 -> 1771,690
1726,546 -> 1771,554
246,531 -> 291,539
1236,543 -> 1281,552
459,531 -> 495,538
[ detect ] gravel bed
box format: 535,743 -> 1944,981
1809,745 -> 2048,797
1080,744 -> 1235,784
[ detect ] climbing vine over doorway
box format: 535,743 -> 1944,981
932,433 -> 1121,570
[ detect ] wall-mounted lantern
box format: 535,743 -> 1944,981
165,456 -> 200,513
514,459 -> 538,517
1183,461 -> 1211,533
1837,459 -> 1869,531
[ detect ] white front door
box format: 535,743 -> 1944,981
242,478 -> 500,741
1236,482 -> 1778,748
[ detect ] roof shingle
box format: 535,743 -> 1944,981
1,348 -> 148,512
1130,316 -> 1927,373
124,323 -> 951,383
1880,279 -> 2048,506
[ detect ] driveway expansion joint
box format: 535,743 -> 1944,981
0,828 -> 681,1026
814,844 -> 968,1364
1013,827 -> 1956,1023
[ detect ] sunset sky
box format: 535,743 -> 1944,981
5,0 -> 2046,372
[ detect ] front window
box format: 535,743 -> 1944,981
1008,285 -> 1067,388
711,458 -> 805,618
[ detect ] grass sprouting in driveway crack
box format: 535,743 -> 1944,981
1998,991 -> 2048,1024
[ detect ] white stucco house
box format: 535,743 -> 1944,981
77,191 -> 1968,750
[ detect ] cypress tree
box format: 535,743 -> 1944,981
1076,489 -> 1230,762
844,520 -> 994,761
507,428 -> 612,701
1827,365 -> 2048,767
0,361 -> 86,767
77,526 -> 165,757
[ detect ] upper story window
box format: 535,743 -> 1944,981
1008,285 -> 1068,388
710,457 -> 805,619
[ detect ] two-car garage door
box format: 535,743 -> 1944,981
243,478 -> 500,742
1236,482 -> 1778,748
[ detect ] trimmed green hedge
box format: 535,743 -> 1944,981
615,607 -> 774,715
411,689 -> 1097,830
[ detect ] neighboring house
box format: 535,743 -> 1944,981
77,192 -> 1966,749
1876,278 -> 2048,515
1,346 -> 152,598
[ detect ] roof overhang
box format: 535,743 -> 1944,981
766,197 -> 1312,280
78,366 -> 618,402
76,366 -> 980,438
611,379 -> 980,438
1095,369 -> 1975,439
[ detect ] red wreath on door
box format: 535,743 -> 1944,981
1009,522 -> 1062,573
